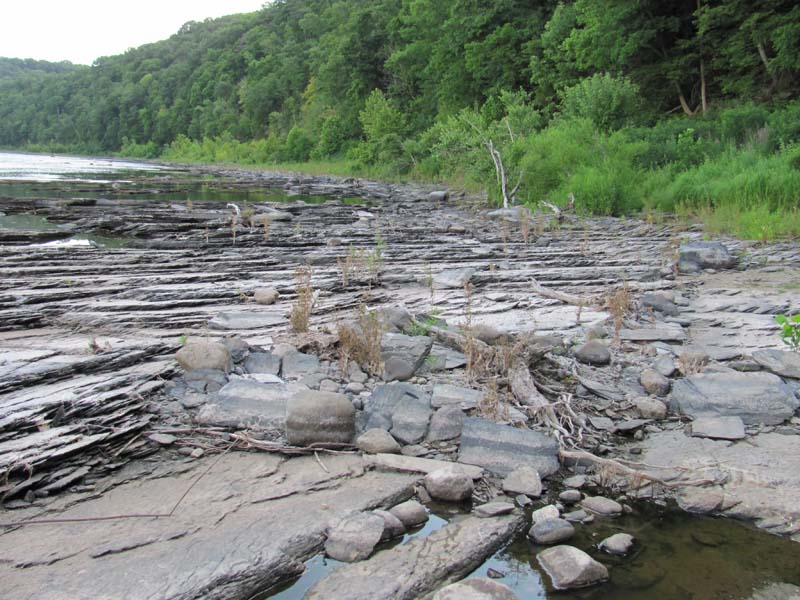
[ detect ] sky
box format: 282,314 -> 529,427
0,1 -> 268,65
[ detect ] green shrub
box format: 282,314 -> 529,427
559,73 -> 642,132
285,126 -> 314,162
312,115 -> 347,159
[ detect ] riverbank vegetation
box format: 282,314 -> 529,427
1,1 -> 798,238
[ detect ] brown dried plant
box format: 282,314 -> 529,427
606,283 -> 633,345
337,304 -> 384,376
476,377 -> 509,422
290,265 -> 315,333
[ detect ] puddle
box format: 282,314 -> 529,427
259,502 -> 800,600
0,213 -> 131,248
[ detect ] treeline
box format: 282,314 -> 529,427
1,0 -> 799,236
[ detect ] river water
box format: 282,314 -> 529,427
2,151 -> 800,600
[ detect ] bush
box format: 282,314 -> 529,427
560,73 -> 642,132
285,126 -> 314,162
312,115 -> 347,159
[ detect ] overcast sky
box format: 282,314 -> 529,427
0,1 -> 267,65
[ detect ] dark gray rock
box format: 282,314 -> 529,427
653,354 -> 678,378
458,418 -> 560,477
474,502 -> 515,518
427,406 -> 465,442
363,382 -> 431,435
574,340 -> 611,366
678,241 -> 737,273
529,518 -> 575,544
244,351 -> 281,376
196,379 -> 288,430
582,496 -> 622,516
285,390 -> 356,446
634,397 -> 668,420
375,306 -> 414,333
373,509 -> 406,540
641,293 -> 680,316
690,416 -> 746,440
176,341 -> 231,373
390,395 -> 432,445
559,490 -> 582,504
536,545 -> 609,590
222,336 -> 250,363
184,368 -> 228,393
381,333 -> 433,382
429,190 -> 449,202
669,371 -> 798,425
325,512 -> 385,562
752,349 -> 800,379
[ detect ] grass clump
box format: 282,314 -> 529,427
290,266 -> 315,333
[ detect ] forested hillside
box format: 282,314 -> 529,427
2,0 -> 799,236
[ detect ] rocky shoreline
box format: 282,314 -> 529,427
1,167 -> 799,599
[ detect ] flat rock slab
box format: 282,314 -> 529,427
0,454 -> 417,600
365,453 -> 484,480
669,371 -> 798,425
690,416 -> 746,440
752,349 -> 800,379
432,384 -> 483,410
208,311 -> 287,330
381,333 -> 433,382
458,418 -> 560,477
637,431 -> 800,537
619,328 -> 686,342
196,379 -> 290,430
303,513 -> 525,600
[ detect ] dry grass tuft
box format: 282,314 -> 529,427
476,378 -> 509,422
606,283 -> 633,345
290,265 -> 315,333
337,304 -> 384,375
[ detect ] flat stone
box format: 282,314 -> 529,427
363,383 -> 431,438
431,384 -> 483,410
563,509 -> 588,523
573,340 -> 611,366
433,578 -> 518,600
619,328 -> 686,342
184,368 -> 228,393
642,293 -> 680,316
389,500 -> 429,528
669,371 -> 798,425
390,395 -> 433,445
304,513 -> 525,600
653,354 -> 677,378
175,341 -> 231,373
559,490 -> 582,504
581,496 -> 622,516
356,428 -> 402,454
281,350 -> 321,380
286,390 -> 356,446
474,502 -> 515,518
640,369 -> 671,396
536,545 -> 609,590
690,416 -> 746,440
634,397 -> 667,420
427,344 -> 467,371
196,379 -> 288,431
381,333 -> 433,382
563,475 -> 587,489
752,349 -> 800,379
424,466 -> 474,502
502,467 -> 542,498
599,533 -> 634,555
147,433 -> 176,446
244,351 -> 281,376
433,267 -> 475,290
676,487 -> 725,514
458,418 -> 560,477
179,392 -> 207,409
427,406 -> 465,442
324,512 -> 385,562
208,311 -> 287,330
364,454 -> 484,480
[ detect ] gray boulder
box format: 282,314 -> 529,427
582,496 -> 622,516
381,333 -> 433,381
429,190 -> 449,202
473,502 -> 515,518
424,466 -> 474,502
253,287 -> 279,305
373,509 -> 406,540
325,512 -> 385,562
669,371 -> 798,425
433,578 -> 518,600
574,340 -> 611,366
196,379 -> 287,431
634,397 -> 668,420
281,350 -> 321,380
678,241 -> 737,273
599,533 -> 634,555
390,397 -> 433,445
184,368 -> 228,393
427,406 -> 465,442
640,369 -> 671,396
536,545 -> 609,590
432,384 -> 483,410
389,500 -> 428,528
375,306 -> 414,333
176,341 -> 231,373
529,518 -> 575,545
531,505 -> 560,524
458,418 -> 560,477
752,349 -> 800,379
641,293 -> 680,316
285,390 -> 356,446
363,383 -> 432,444
432,267 -> 476,290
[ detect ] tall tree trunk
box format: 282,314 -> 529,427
700,59 -> 707,114
757,42 -> 779,87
